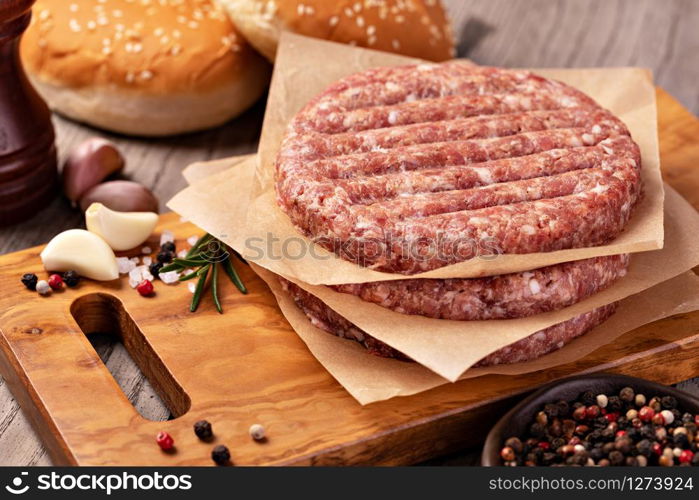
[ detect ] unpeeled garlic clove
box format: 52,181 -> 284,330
62,138 -> 125,202
79,181 -> 159,213
85,202 -> 158,251
40,229 -> 119,281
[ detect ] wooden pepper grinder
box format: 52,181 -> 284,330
0,0 -> 57,226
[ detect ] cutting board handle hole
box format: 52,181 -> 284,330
70,293 -> 191,420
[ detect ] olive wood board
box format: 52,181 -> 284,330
1,88 -> 698,466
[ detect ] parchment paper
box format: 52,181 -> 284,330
238,33 -> 664,284
172,156 -> 699,381
254,266 -> 699,405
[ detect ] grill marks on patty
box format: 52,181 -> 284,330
275,63 -> 643,273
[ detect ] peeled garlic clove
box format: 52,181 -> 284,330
85,202 -> 158,251
62,138 -> 125,202
40,229 -> 119,281
79,181 -> 159,213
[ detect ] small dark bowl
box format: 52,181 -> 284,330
482,373 -> 699,465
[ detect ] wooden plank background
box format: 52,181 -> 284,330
1,0 -> 698,465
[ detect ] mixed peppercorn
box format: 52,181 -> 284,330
21,270 -> 81,295
500,387 -> 699,466
152,419 -> 265,465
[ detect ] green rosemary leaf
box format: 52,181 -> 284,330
190,265 -> 210,313
173,257 -> 209,267
222,257 -> 248,294
186,233 -> 214,258
159,262 -> 185,273
211,263 -> 223,314
178,270 -> 200,282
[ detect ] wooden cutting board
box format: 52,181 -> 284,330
1,89 -> 699,466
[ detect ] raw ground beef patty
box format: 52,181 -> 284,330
280,277 -> 617,366
275,63 -> 643,274
331,254 -> 629,320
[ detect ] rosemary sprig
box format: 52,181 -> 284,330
190,264 -> 210,312
161,233 -> 248,313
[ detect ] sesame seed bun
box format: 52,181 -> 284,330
216,0 -> 456,62
21,0 -> 271,136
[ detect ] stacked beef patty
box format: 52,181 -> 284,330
274,62 -> 642,366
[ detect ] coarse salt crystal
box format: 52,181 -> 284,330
141,246 -> 151,254
159,271 -> 180,285
177,249 -> 188,258
141,267 -> 154,282
142,256 -> 152,266
117,257 -> 137,274
187,235 -> 199,246
188,282 -> 196,293
160,230 -> 174,246
128,267 -> 144,287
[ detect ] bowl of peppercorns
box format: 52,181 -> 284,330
482,373 -> 699,466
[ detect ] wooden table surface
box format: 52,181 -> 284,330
1,0 -> 698,466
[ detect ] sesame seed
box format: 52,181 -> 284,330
87,20 -> 96,30
329,15 -> 339,27
344,7 -> 353,17
125,72 -> 135,83
353,2 -> 362,12
188,20 -> 198,29
297,3 -> 304,16
102,46 -> 111,55
367,25 -> 376,35
392,39 -> 400,49
356,16 -> 365,27
69,19 -> 81,32
154,27 -> 165,36
69,4 -> 78,12
160,35 -> 170,44
140,70 -> 153,80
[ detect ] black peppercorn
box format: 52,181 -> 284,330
211,445 -> 231,466
619,387 -> 635,403
682,412 -> 694,424
161,241 -> 176,253
673,432 -> 689,448
607,396 -> 623,412
635,439 -> 652,457
640,425 -> 655,440
541,403 -> 558,419
193,420 -> 213,440
556,400 -> 570,417
157,250 -> 174,264
609,450 -> 625,466
580,391 -> 596,406
590,447 -> 604,461
529,422 -> 546,438
660,395 -> 677,410
62,270 -> 81,287
149,262 -> 163,279
21,273 -> 38,290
